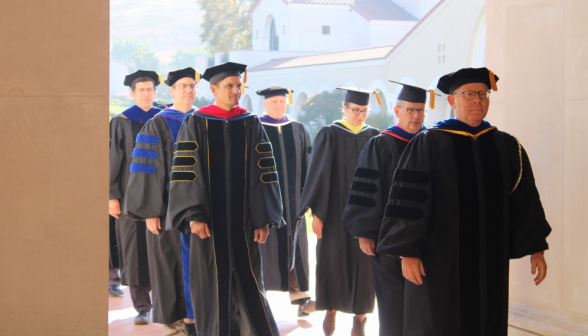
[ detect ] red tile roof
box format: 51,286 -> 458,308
248,0 -> 448,72
252,0 -> 418,21
249,44 -> 395,71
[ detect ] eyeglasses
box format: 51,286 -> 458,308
346,106 -> 369,115
398,106 -> 426,115
453,91 -> 491,100
173,84 -> 197,91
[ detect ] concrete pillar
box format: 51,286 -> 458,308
487,0 -> 588,334
0,0 -> 108,334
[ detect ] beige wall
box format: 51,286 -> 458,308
0,1 -> 109,335
487,0 -> 588,334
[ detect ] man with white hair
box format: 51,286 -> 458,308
256,85 -> 315,317
377,67 -> 551,335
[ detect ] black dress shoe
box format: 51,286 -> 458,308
297,298 -> 316,317
134,311 -> 150,325
109,285 -> 123,297
185,322 -> 197,336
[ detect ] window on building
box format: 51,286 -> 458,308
221,54 -> 229,63
255,30 -> 258,39
322,26 -> 330,35
208,56 -> 215,67
270,19 -> 279,50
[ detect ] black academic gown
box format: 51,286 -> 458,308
297,122 -> 379,314
342,130 -> 411,336
377,127 -> 552,336
167,112 -> 283,336
259,120 -> 312,295
109,115 -> 151,287
109,215 -> 120,270
124,116 -> 187,324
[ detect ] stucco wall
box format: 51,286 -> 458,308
487,0 -> 588,334
0,0 -> 109,335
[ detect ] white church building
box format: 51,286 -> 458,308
197,0 -> 487,128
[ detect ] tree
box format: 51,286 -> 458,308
298,90 -> 345,140
169,46 -> 209,70
196,0 -> 253,54
365,107 -> 394,132
111,37 -> 161,71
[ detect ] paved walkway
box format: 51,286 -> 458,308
108,235 -> 381,335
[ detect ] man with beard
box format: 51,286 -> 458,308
167,62 -> 283,336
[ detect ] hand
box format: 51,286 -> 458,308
146,217 -> 161,235
312,215 -> 324,239
402,257 -> 426,285
530,251 -> 547,286
191,221 -> 211,239
254,225 -> 269,243
359,238 -> 376,256
109,199 -> 121,219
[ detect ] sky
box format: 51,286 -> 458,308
110,0 -> 205,63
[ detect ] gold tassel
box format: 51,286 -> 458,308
242,84 -> 245,94
489,69 -> 498,91
374,90 -> 382,106
429,89 -> 436,110
157,73 -> 163,85
243,69 -> 248,84
195,70 -> 201,83
287,88 -> 293,105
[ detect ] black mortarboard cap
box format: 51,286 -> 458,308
202,62 -> 247,84
164,67 -> 201,86
390,80 -> 441,109
124,70 -> 162,87
437,67 -> 499,94
337,87 -> 382,106
256,85 -> 294,105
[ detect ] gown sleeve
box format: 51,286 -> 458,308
507,141 -> 552,258
296,126 -> 335,222
109,117 -> 125,200
376,132 -> 434,259
248,118 -> 284,230
342,137 -> 389,241
123,119 -> 169,221
167,114 -> 210,234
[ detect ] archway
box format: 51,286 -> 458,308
241,94 -> 252,113
470,8 -> 487,67
426,74 -> 445,126
269,18 -> 278,50
294,91 -> 308,119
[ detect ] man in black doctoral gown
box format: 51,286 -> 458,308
298,88 -> 381,336
167,62 -> 283,336
256,85 -> 315,316
125,67 -> 202,335
377,67 -> 551,336
342,81 -> 434,335
109,70 -> 162,324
